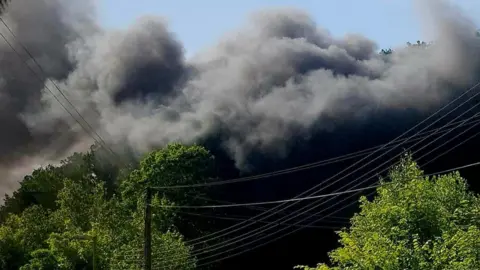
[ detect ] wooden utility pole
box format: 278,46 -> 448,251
144,187 -> 152,270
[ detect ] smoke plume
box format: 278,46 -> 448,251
1,0 -> 480,197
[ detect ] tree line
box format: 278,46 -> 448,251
1,142 -> 479,269
0,143 -> 217,269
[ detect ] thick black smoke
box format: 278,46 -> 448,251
1,0 -> 480,197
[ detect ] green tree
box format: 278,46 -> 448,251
0,205 -> 60,269
1,144 -> 124,223
298,155 -> 480,270
0,166 -> 65,222
0,213 -> 26,269
121,143 -> 217,239
18,173 -> 195,269
0,143 -> 210,269
19,249 -> 59,270
121,143 -> 215,204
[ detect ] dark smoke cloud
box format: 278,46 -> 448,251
1,0 -> 480,197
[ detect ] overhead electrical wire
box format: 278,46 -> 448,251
162,98 -> 480,270
186,109 -> 480,268
155,117 -> 480,267
159,99 -> 480,266
160,83 -> 480,267
193,158 -> 480,269
193,126 -> 480,270
421,121 -> 480,167
174,81 -> 480,251
169,112 -> 480,209
153,184 -> 384,209
194,193 -> 367,268
159,110 -> 479,214
187,104 -> 480,261
191,155 -> 480,268
197,158 -> 480,268
178,211 -> 345,229
185,115 -> 480,215
189,195 -> 351,221
173,102 -> 480,270
151,116 -> 480,190
169,155 -> 480,269
0,18 -> 121,164
160,103 -> 479,264
416,114 -> 480,164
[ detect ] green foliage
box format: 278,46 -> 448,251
55,179 -> 102,231
0,214 -> 25,269
0,166 -> 64,222
298,154 -> 480,270
295,264 -> 331,270
121,143 -> 217,240
122,143 -> 215,202
108,230 -> 195,270
0,143 -> 205,269
0,205 -> 60,268
0,144 -> 122,222
19,249 -> 59,270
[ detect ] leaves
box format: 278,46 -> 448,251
0,143 -> 202,269
120,143 -> 218,240
298,154 -> 480,270
122,143 -> 215,201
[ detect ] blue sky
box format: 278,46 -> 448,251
98,0 -> 480,57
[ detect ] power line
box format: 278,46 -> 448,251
161,85 -> 480,267
416,114 -> 480,164
153,184 -> 383,209
190,195 -> 351,221
421,123 -> 480,167
168,102 -> 480,268
178,211 -> 345,229
0,18 -> 121,164
162,93 -> 479,266
189,110 -> 480,268
168,153 -> 480,269
428,160 -> 480,175
160,115 -> 480,269
194,158 -> 480,269
192,153 -> 480,269
151,116 -> 480,190
159,89 -> 480,268
194,192 -> 365,269
186,114 -> 479,215
181,82 -> 480,249
199,104 -> 479,251
270,118 -> 480,235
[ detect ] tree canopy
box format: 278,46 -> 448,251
0,143 -> 216,269
2,139 -> 480,269
297,154 -> 480,270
